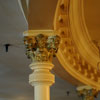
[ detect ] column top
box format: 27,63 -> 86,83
77,86 -> 92,91
23,33 -> 60,62
23,30 -> 56,36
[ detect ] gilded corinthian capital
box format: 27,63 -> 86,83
77,86 -> 98,100
24,33 -> 60,62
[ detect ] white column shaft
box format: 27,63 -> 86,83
34,85 -> 50,100
29,62 -> 54,100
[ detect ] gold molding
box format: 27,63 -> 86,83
54,0 -> 100,89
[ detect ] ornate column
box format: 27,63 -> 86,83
77,86 -> 98,100
23,30 -> 60,100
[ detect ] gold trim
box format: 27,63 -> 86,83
54,0 -> 100,89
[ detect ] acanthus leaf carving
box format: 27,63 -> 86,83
24,34 -> 60,62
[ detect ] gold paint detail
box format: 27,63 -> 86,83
77,86 -> 98,100
93,40 -> 100,73
54,0 -> 100,89
24,34 -> 60,62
